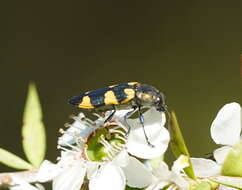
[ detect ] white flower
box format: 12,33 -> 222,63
210,102 -> 241,165
191,102 -> 242,189
126,107 -> 170,159
191,103 -> 239,176
59,107 -> 170,159
51,150 -> 153,190
49,109 -> 166,190
192,103 -> 242,177
112,107 -> 170,159
145,155 -> 190,190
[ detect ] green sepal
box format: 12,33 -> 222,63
221,141 -> 242,177
22,83 -> 46,168
192,182 -> 211,190
0,148 -> 33,170
169,111 -> 196,179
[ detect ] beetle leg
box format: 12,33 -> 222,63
138,106 -> 155,148
104,105 -> 116,123
124,107 -> 137,135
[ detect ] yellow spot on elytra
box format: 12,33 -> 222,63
121,88 -> 135,104
104,91 -> 119,105
79,96 -> 94,108
128,82 -> 139,86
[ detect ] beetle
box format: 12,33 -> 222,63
68,82 -> 167,146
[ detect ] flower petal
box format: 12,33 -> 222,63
211,103 -> 241,146
151,156 -> 189,190
122,156 -> 153,188
170,172 -> 189,190
52,160 -> 86,190
151,161 -> 170,180
127,108 -> 170,159
86,163 -> 100,180
37,160 -> 59,182
112,150 -> 130,167
213,146 -> 232,165
89,163 -> 125,190
191,158 -> 221,177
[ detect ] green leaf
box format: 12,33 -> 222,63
222,141 -> 242,177
211,176 -> 242,189
22,83 -> 46,168
168,111 -> 196,179
192,182 -> 211,190
0,148 -> 33,170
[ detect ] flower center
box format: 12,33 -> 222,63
85,122 -> 127,162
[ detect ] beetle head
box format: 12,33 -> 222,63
135,84 -> 166,112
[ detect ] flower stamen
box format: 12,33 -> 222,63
57,145 -> 79,154
109,129 -> 126,137
106,121 -> 128,133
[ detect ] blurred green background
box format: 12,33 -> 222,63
1,1 -> 242,171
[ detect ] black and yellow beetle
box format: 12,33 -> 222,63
68,82 -> 167,146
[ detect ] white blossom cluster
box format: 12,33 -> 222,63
10,103 -> 242,190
